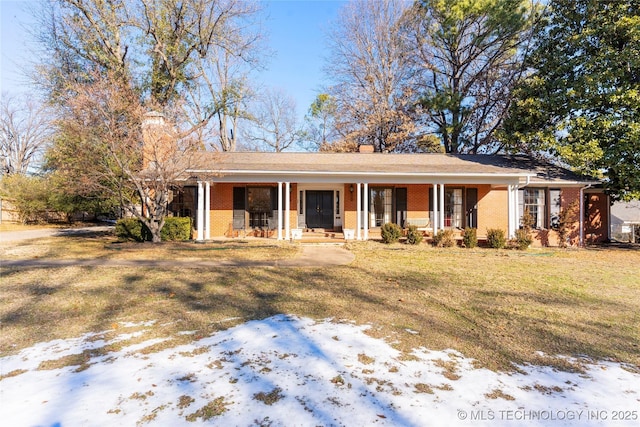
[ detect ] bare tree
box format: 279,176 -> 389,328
35,0 -> 263,140
0,93 -> 52,175
47,71 -> 200,242
242,88 -> 303,152
325,0 -> 415,152
33,0 -> 262,239
189,47 -> 257,152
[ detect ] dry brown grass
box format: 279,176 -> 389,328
0,230 -> 298,262
1,235 -> 639,372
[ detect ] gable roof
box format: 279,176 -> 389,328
186,152 -> 598,186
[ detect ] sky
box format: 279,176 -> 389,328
0,0 -> 346,117
2,314 -> 640,426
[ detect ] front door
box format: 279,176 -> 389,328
305,191 -> 334,229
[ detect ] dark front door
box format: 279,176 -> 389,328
305,191 -> 334,229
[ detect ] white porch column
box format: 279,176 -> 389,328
196,181 -> 204,241
432,183 -> 438,235
508,185 -> 514,238
508,184 -> 520,238
205,181 -> 211,240
277,182 -> 283,240
285,181 -> 291,240
363,183 -> 369,240
439,184 -> 445,231
515,186 -> 520,234
356,183 -> 362,240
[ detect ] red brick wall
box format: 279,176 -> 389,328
209,183 -> 298,237
343,184 -> 357,230
476,185 -> 508,238
210,183 -> 234,237
585,191 -> 609,244
406,184 -> 430,219
207,182 -> 607,245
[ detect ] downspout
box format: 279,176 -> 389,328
579,184 -> 593,247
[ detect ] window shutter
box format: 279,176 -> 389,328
465,188 -> 478,228
395,188 -> 407,227
233,187 -> 246,229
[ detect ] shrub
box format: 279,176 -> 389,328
161,217 -> 192,241
116,218 -> 145,242
557,200 -> 578,248
405,225 -> 423,245
463,227 -> 477,248
513,228 -> 532,250
486,228 -> 507,249
0,174 -> 50,223
380,222 -> 402,244
520,208 -> 535,231
116,217 -> 192,242
432,229 -> 455,247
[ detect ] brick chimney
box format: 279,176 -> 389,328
142,111 -> 174,168
358,144 -> 374,153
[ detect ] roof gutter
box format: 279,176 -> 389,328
186,169 -> 534,179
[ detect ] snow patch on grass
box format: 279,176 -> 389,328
1,315 -> 638,426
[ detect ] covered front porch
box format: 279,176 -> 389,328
190,180 -> 527,243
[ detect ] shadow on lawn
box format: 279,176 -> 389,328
1,248 -> 639,373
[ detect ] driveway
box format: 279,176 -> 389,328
0,226 -> 114,243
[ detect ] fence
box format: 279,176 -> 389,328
611,223 -> 640,243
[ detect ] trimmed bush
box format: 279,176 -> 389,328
463,227 -> 478,249
161,217 -> 192,241
381,222 -> 402,244
116,217 -> 192,242
513,228 -> 532,250
432,229 -> 455,247
116,218 -> 145,242
486,228 -> 507,249
405,225 -> 423,245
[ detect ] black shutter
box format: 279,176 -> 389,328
270,186 -> 277,211
428,188 -> 441,210
466,188 -> 478,228
233,187 -> 246,229
395,187 -> 407,227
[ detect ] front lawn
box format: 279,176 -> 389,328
1,235 -> 638,372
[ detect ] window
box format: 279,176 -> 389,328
370,187 -> 393,227
168,186 -> 196,220
247,187 -> 274,228
445,188 -> 463,228
429,187 -> 476,229
549,189 -> 561,229
519,188 -> 546,229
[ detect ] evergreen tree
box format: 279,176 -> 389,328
502,0 -> 640,200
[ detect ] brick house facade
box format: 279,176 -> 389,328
167,150 -> 609,247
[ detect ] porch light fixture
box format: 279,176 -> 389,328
349,184 -> 354,201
